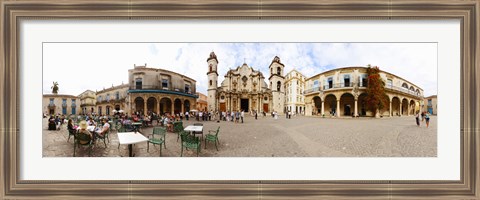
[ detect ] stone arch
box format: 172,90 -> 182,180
409,99 -> 416,115
324,94 -> 337,116
174,98 -> 182,114
391,96 -> 401,116
134,97 -> 145,114
159,97 -> 172,115
401,98 -> 409,115
184,99 -> 191,112
147,97 -> 157,114
402,82 -> 409,89
312,96 -> 322,115
358,93 -> 368,116
340,92 -> 355,116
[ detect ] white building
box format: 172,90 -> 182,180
285,69 -> 306,114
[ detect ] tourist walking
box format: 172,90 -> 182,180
255,111 -> 258,120
421,111 -> 425,121
415,112 -> 420,127
185,111 -> 189,120
241,110 -> 244,123
425,112 -> 430,128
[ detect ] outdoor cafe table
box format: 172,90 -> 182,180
184,125 -> 203,138
117,132 -> 149,157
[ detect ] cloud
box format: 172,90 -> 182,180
43,43 -> 437,97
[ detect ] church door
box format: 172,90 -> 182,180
263,103 -> 269,113
241,99 -> 249,112
220,103 -> 226,112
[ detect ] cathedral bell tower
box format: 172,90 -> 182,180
268,56 -> 286,114
207,52 -> 219,112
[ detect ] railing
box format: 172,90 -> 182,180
48,103 -> 55,108
303,82 -> 421,97
128,85 -> 196,95
62,103 -> 67,107
386,85 -> 421,97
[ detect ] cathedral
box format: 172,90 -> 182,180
206,52 -> 285,114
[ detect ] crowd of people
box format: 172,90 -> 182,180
414,111 -> 431,128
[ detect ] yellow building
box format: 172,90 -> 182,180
196,92 -> 208,112
78,90 -> 96,115
95,84 -> 129,115
424,95 -> 437,115
127,64 -> 197,115
42,94 -> 80,116
304,66 -> 424,117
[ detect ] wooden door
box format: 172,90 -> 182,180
263,103 -> 269,112
220,103 -> 226,112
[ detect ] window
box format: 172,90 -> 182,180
106,94 -> 110,101
98,106 -> 102,115
209,64 -> 212,72
344,74 -> 350,87
135,78 -> 142,89
98,96 -> 102,102
71,107 -> 76,115
106,106 -> 110,115
277,67 -> 281,75
428,99 -> 432,106
277,81 -> 281,91
116,91 -> 120,100
71,99 -> 76,106
361,75 -> 368,87
313,80 -> 319,88
185,84 -> 190,93
387,79 -> 393,88
209,80 -> 212,86
62,99 -> 67,105
62,107 -> 66,115
221,96 -> 225,100
327,77 -> 333,89
162,79 -> 168,89
49,98 -> 54,105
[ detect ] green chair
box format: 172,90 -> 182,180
96,128 -> 110,148
173,121 -> 184,142
205,126 -> 220,151
67,128 -> 76,142
147,127 -> 167,156
73,132 -> 93,157
180,131 -> 201,157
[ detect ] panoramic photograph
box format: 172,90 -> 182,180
42,43 -> 437,157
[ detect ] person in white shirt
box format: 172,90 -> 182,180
241,110 -> 245,123
185,111 -> 189,120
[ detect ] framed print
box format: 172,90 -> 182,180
1,0 -> 479,199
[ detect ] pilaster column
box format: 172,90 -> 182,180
336,100 -> 340,117
181,100 -> 184,114
389,100 -> 392,117
321,101 -> 325,116
354,98 -> 358,117
156,97 -> 160,115
407,102 -> 410,116
143,97 -> 147,115
399,102 -> 402,116
171,99 -> 174,115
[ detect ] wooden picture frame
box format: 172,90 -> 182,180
1,0 -> 478,199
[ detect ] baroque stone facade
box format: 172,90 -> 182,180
207,52 -> 285,114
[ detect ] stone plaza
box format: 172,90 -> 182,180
43,115 -> 437,157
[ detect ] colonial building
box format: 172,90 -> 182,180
127,64 -> 197,115
42,94 -> 80,116
78,90 -> 96,115
285,69 -> 306,114
207,52 -> 285,114
424,95 -> 437,115
95,84 -> 129,116
196,92 -> 208,111
304,66 -> 424,117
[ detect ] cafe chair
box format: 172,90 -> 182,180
193,123 -> 204,141
205,126 -> 220,151
73,132 -> 93,157
173,121 -> 184,142
67,128 -> 76,142
96,128 -> 110,148
147,127 -> 167,156
180,131 -> 201,157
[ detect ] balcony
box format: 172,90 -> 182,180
47,103 -> 55,109
303,87 -> 321,95
62,103 -> 67,108
128,85 -> 198,98
323,82 -> 354,90
385,85 -> 422,97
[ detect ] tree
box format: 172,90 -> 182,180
51,81 -> 59,94
364,65 -> 388,118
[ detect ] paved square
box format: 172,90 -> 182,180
43,115 -> 436,157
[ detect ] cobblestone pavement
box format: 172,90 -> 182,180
43,115 -> 437,157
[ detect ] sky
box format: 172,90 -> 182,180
43,43 -> 437,97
